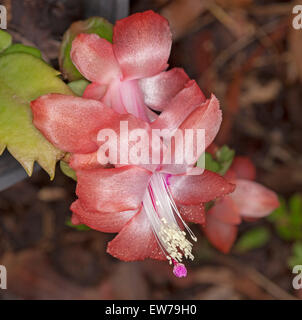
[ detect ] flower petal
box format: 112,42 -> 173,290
230,179 -> 279,218
151,80 -> 206,133
101,79 -> 127,114
117,79 -> 150,121
71,33 -> 121,84
31,94 -> 117,154
159,95 -> 222,175
113,10 -> 172,80
101,78 -> 151,121
95,112 -> 161,171
76,165 -> 152,213
206,143 -> 218,156
169,170 -> 235,206
107,209 -> 165,261
230,156 -> 256,181
70,200 -> 137,233
83,82 -> 107,100
203,214 -> 238,253
69,152 -> 104,170
224,168 -> 237,182
146,108 -> 159,122
139,68 -> 190,111
178,204 -> 205,225
178,94 -> 221,150
208,197 -> 241,225
71,213 -> 81,225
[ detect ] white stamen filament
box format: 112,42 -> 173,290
143,172 -> 197,265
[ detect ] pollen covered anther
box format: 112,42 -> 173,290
159,218 -> 194,263
143,172 -> 196,277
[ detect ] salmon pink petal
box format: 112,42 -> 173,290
71,213 -> 81,225
76,166 -> 152,213
118,80 -> 150,121
139,68 -> 190,111
55,106 -> 156,170
70,200 -> 137,233
208,197 -> 241,225
169,170 -> 235,205
146,108 -> 159,122
178,94 -> 222,150
83,83 -> 107,100
230,179 -> 279,218
69,152 -> 104,170
31,94 -> 116,154
178,204 -> 205,225
71,33 -> 121,84
203,214 -> 238,253
107,209 -> 165,261
151,80 -> 206,133
224,168 -> 237,182
230,156 -> 256,181
101,79 -> 127,114
159,95 -> 222,174
101,79 -> 150,121
95,112 -> 161,170
206,143 -> 218,156
113,10 -> 172,80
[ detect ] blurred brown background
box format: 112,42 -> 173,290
0,0 -> 301,300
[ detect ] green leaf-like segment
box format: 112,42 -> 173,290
197,145 -> 236,210
0,53 -> 74,178
0,30 -> 12,52
268,194 -> 302,241
66,218 -> 91,231
60,160 -> 77,181
288,241 -> 302,268
197,145 -> 235,176
215,145 -> 235,176
59,17 -> 113,81
1,44 -> 42,59
68,79 -> 90,96
235,227 -> 270,253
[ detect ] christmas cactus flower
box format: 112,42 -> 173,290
70,10 -> 195,121
29,10 -> 278,278
203,156 -> 279,253
31,88 -> 234,277
30,10 -> 236,277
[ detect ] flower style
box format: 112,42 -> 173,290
203,156 -> 279,253
70,10 -> 195,121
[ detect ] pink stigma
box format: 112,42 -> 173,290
173,263 -> 187,278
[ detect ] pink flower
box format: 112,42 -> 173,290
203,156 -> 279,253
30,89 -> 233,277
30,10 -> 235,277
70,10 -> 198,121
